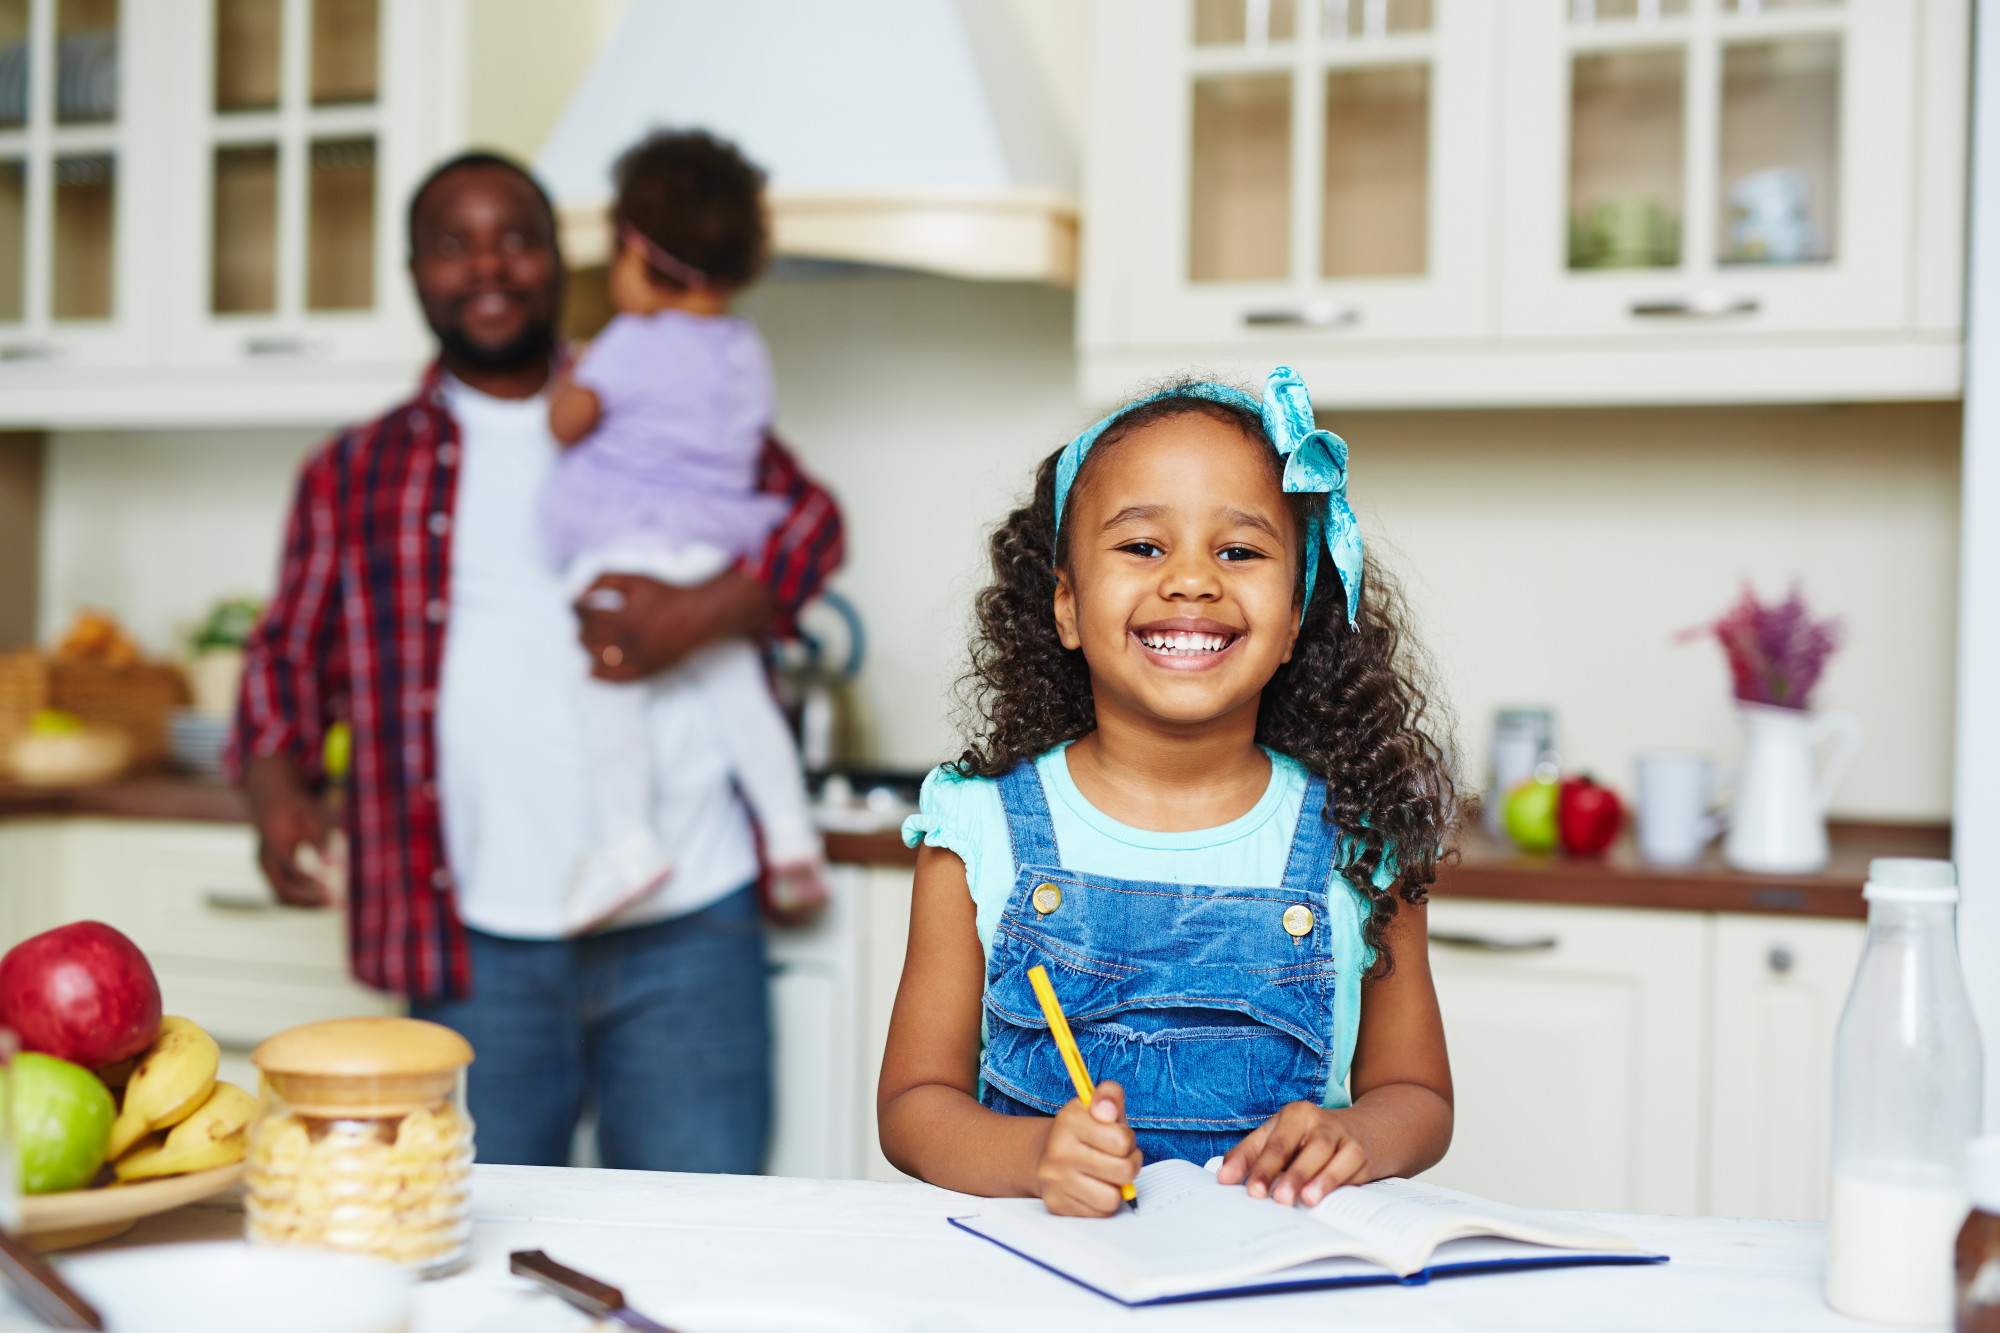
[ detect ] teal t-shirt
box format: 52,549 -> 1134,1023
900,742 -> 1379,1108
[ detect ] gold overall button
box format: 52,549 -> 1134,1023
1032,883 -> 1063,916
1282,904 -> 1315,938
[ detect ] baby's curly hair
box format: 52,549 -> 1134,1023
612,129 -> 768,290
954,387 -> 1459,974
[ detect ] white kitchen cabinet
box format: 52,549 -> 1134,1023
1706,912 -> 1863,1221
1081,0 -> 1970,407
0,0 -> 166,372
1499,0 -> 1922,341
857,862 -> 917,1185
1420,898 -> 1707,1213
155,0 -> 439,375
1084,0 -> 1498,354
0,818 -> 400,1087
764,862 -> 870,1181
0,0 -> 461,428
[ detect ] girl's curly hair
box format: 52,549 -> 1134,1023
953,389 -> 1459,974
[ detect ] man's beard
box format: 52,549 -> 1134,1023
432,316 -> 556,373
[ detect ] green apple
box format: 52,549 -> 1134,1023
13,1051 -> 114,1194
1503,776 -> 1561,854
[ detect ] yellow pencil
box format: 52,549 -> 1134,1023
1027,963 -> 1139,1210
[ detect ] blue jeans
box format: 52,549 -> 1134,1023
411,887 -> 769,1172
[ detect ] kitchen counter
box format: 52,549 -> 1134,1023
76,1167 -> 1875,1332
1436,821 -> 1946,922
0,775 -> 916,870
0,775 -> 1948,918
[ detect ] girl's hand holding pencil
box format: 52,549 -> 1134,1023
1028,964 -> 1142,1217
1036,1081 -> 1143,1218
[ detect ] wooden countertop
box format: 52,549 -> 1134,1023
0,775 -> 1947,919
1435,820 -> 1948,921
0,775 -> 928,869
0,775 -> 252,823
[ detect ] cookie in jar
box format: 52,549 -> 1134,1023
246,1017 -> 475,1277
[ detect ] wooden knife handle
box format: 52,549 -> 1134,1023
0,1229 -> 102,1330
510,1249 -> 625,1316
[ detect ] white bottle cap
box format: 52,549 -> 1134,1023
1863,858 -> 1959,904
1969,1138 -> 2000,1213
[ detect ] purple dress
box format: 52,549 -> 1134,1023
540,310 -> 789,570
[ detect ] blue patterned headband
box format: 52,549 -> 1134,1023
1052,367 -> 1363,629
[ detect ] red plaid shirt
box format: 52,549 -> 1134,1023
228,366 -> 845,1001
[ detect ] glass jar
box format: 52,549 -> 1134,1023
1826,859 -> 1983,1325
244,1017 -> 475,1277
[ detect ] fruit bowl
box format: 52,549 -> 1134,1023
8,727 -> 132,787
17,1160 -> 246,1251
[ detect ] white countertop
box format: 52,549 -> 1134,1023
85,1167 -> 1893,1333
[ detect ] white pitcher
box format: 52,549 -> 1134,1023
1723,703 -> 1864,873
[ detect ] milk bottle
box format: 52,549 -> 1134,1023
1826,859 -> 1983,1325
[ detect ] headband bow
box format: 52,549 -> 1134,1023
1052,367 -> 1363,629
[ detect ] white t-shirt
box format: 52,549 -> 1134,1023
433,378 -> 759,938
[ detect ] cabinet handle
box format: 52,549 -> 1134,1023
243,335 -> 315,358
1629,292 -> 1759,319
1244,301 -> 1360,329
1431,930 -> 1559,954
1767,945 -> 1795,975
201,890 -> 322,914
0,342 -> 56,363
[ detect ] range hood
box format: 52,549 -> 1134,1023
536,0 -> 1079,285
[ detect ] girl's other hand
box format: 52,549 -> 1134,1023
1036,1081 -> 1142,1217
1218,1102 -> 1370,1208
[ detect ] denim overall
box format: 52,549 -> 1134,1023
979,759 -> 1342,1165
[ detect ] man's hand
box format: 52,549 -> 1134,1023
1036,1082 -> 1143,1217
244,753 -> 334,908
1217,1102 -> 1373,1207
575,570 -> 776,681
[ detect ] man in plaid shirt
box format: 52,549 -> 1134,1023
229,153 -> 843,1172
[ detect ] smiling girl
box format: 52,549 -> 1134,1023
878,371 -> 1457,1217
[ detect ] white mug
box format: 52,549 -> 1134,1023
1635,754 -> 1725,866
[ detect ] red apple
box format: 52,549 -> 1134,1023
0,922 -> 162,1068
1558,776 -> 1623,857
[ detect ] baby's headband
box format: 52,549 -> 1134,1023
1051,367 -> 1363,629
618,221 -> 710,290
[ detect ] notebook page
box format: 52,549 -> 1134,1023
964,1159 -> 1396,1302
1306,1177 -> 1637,1271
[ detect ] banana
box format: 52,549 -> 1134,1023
113,1080 -> 255,1181
114,1130 -> 247,1182
105,1016 -> 219,1160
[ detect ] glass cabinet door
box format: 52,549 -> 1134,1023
1108,0 -> 1495,352
1501,0 -> 1913,339
168,0 -> 424,368
0,0 -> 138,365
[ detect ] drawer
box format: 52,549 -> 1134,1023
155,965 -> 401,1053
62,820 -> 352,977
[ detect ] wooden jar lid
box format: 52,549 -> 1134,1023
253,1018 -> 473,1117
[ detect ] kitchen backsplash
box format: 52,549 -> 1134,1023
29,279 -> 1961,822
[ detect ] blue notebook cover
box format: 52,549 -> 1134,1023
945,1164 -> 1668,1307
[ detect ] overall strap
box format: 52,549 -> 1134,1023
995,757 -> 1064,871
1282,774 -> 1339,895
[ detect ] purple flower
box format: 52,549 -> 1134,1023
1687,583 -> 1843,710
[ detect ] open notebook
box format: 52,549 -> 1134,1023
950,1160 -> 1666,1306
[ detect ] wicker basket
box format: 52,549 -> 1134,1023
0,652 -> 191,775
